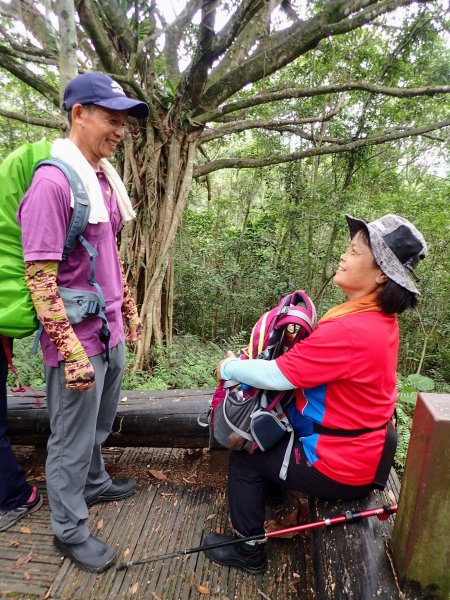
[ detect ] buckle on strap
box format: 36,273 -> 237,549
99,324 -> 111,363
87,300 -> 100,316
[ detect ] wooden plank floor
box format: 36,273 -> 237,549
1,447 -> 315,600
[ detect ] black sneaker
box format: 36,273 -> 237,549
204,532 -> 268,574
0,486 -> 43,532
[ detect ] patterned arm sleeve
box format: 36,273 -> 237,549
117,250 -> 142,333
24,261 -> 87,363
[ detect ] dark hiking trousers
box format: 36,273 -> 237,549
228,434 -> 375,537
0,338 -> 32,510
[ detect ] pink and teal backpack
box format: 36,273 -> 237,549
200,290 -> 317,480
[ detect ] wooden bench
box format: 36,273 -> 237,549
7,387 -> 213,448
309,471 -> 401,600
9,388 -> 448,598
8,386 -> 407,599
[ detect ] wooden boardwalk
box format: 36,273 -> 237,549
0,444 -> 402,600
1,446 -> 318,600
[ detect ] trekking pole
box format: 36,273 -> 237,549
116,503 -> 397,570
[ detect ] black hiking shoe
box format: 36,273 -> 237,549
85,478 -> 136,507
204,532 -> 268,574
54,534 -> 116,573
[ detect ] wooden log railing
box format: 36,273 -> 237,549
7,387 -> 215,448
391,393 -> 450,600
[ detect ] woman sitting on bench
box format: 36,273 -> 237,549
205,213 -> 427,574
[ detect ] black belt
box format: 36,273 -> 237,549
312,418 -> 397,490
312,422 -> 387,437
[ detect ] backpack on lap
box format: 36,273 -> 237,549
200,290 -> 317,480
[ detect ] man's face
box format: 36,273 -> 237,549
74,105 -> 128,164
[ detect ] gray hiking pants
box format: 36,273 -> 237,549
44,341 -> 125,543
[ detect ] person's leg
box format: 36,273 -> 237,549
84,342 -> 125,498
205,435 -> 373,573
0,338 -> 32,510
45,357 -> 107,544
45,353 -> 117,572
228,435 -> 374,537
204,437 -> 292,574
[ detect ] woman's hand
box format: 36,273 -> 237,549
216,350 -> 236,380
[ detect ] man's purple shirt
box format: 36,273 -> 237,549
17,165 -> 125,366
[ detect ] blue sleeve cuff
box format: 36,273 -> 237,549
220,358 -> 295,390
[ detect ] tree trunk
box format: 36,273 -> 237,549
55,0 -> 78,104
122,126 -> 200,370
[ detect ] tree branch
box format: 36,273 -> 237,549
136,1 -> 158,94
1,0 -> 58,52
179,0 -> 218,106
265,126 -> 343,144
1,34 -> 57,60
57,0 -> 79,99
0,52 -> 60,108
211,0 -> 270,60
207,0 -> 274,88
76,0 -> 127,74
280,0 -> 300,22
194,82 -> 450,123
197,0 -> 435,111
0,42 -> 57,65
76,26 -> 101,66
199,110 -> 340,142
97,0 -> 135,57
0,108 -> 65,129
193,118 -> 450,177
163,0 -> 203,83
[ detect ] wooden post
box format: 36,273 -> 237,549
391,393 -> 450,600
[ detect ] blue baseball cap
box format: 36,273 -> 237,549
63,72 -> 149,119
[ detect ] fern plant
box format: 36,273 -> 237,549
395,373 -> 435,474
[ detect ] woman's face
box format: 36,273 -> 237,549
334,231 -> 387,300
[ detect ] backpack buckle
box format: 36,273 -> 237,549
86,300 -> 100,316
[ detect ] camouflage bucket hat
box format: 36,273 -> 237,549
345,214 -> 427,295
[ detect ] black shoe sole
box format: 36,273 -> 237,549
86,487 -> 136,507
204,549 -> 267,575
53,538 -> 116,573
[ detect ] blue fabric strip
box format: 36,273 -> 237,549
220,358 -> 295,391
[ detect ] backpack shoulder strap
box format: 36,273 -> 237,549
35,158 -> 90,260
32,159 -> 112,361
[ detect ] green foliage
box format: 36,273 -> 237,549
7,334 -> 246,392
5,337 -> 45,389
176,132 -> 449,382
395,373 -> 437,474
122,335 -> 245,390
0,70 -> 59,161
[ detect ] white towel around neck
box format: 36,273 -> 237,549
51,138 -> 136,224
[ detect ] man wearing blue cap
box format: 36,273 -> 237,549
17,72 -> 149,572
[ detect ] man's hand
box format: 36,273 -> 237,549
216,350 -> 236,381
65,354 -> 95,391
125,318 -> 143,343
